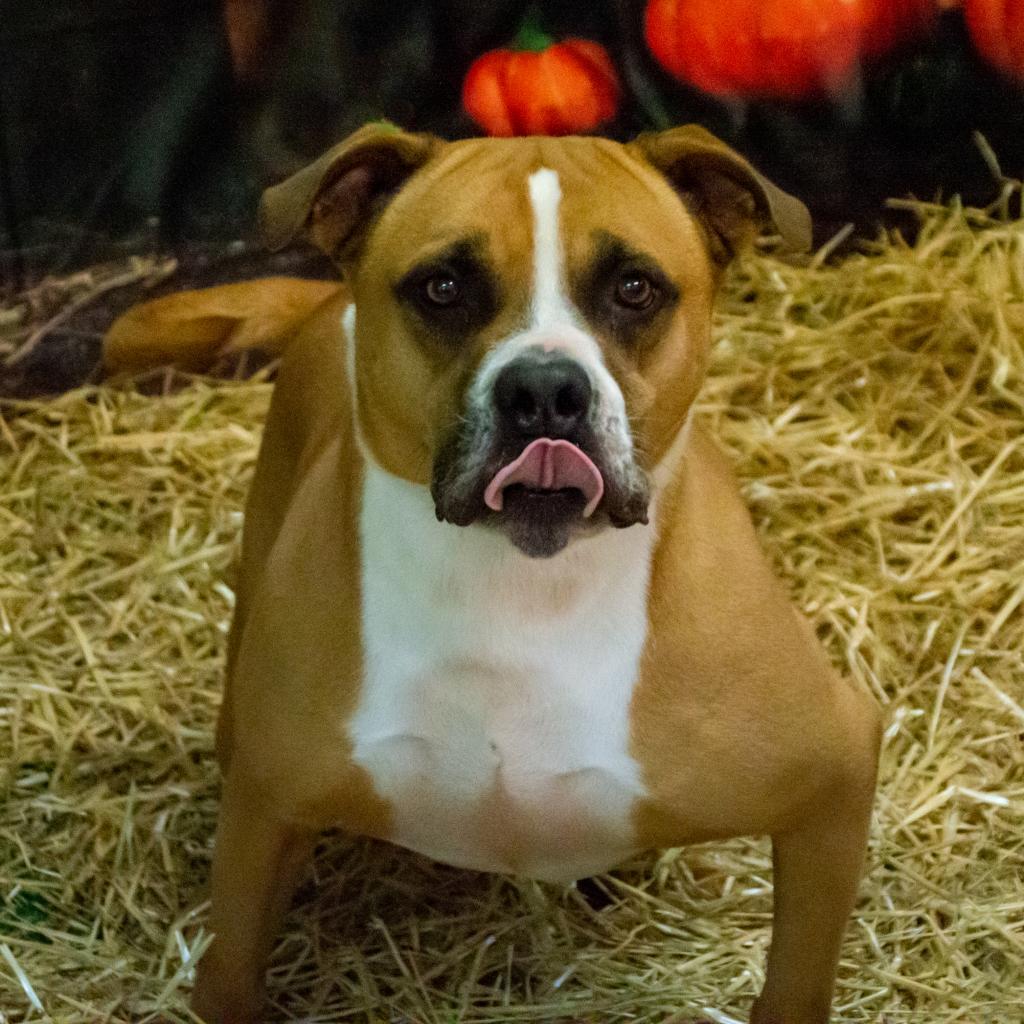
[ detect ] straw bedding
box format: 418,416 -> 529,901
1,189 -> 1023,1023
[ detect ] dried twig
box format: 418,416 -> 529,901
3,257 -> 178,368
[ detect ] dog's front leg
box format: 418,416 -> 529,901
192,772 -> 317,1024
751,771 -> 876,1024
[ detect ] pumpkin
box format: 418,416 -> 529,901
964,0 -> 1024,80
644,0 -> 935,100
462,21 -> 620,137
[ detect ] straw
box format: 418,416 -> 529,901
1,190 -> 1022,1021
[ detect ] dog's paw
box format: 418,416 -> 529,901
191,972 -> 263,1024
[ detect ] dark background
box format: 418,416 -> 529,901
2,0 -> 1024,290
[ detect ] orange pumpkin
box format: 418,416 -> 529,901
964,0 -> 1024,79
462,27 -> 620,137
644,0 -> 934,100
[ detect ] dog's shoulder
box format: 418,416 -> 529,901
243,287 -> 355,557
226,289 -> 357,685
266,287 -> 354,460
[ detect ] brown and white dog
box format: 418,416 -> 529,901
125,123 -> 882,1023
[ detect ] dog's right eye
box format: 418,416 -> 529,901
396,243 -> 499,343
423,273 -> 463,307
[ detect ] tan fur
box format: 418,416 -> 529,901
342,135 -> 725,490
110,125 -> 883,1024
103,277 -> 341,373
217,290 -> 389,828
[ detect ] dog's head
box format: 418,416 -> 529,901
261,123 -> 810,557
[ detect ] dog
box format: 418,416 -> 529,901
109,123 -> 882,1023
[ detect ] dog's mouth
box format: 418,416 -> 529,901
483,438 -> 604,518
432,430 -> 650,559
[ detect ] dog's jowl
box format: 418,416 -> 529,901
188,124 -> 882,1024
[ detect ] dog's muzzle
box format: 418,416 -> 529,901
431,353 -> 651,558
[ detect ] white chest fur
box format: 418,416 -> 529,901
349,464 -> 654,883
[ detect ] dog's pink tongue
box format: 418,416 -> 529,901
484,438 -> 604,518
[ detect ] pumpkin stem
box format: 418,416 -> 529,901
514,5 -> 554,53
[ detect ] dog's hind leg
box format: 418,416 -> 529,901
192,772 -> 317,1024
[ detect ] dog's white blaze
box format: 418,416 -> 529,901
468,168 -> 632,468
349,464 -> 653,882
527,167 -> 573,326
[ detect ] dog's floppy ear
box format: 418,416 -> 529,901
630,125 -> 812,265
259,122 -> 440,259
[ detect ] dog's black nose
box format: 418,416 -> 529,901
493,358 -> 593,438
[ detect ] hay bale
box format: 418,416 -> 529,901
1,192 -> 1022,1022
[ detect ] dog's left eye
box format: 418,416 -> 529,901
615,271 -> 657,311
422,274 -> 462,307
